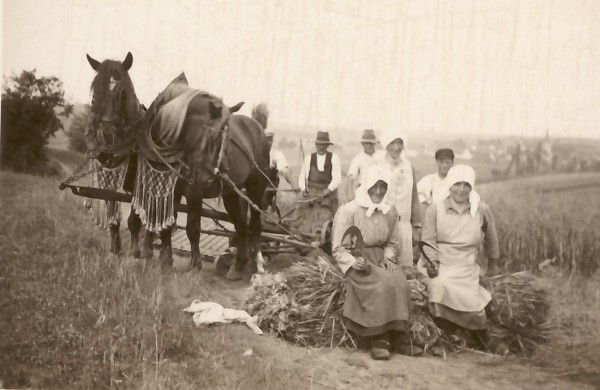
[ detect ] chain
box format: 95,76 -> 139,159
59,155 -> 107,189
219,173 -> 303,241
201,200 -> 235,233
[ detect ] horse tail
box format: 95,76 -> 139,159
251,102 -> 269,130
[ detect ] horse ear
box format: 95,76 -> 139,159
122,52 -> 133,71
86,54 -> 100,71
209,101 -> 222,119
229,102 -> 244,113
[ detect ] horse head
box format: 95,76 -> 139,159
183,96 -> 244,191
86,52 -> 140,157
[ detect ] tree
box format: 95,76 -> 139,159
67,105 -> 92,154
1,70 -> 73,174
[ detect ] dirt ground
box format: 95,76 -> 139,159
154,252 -> 592,390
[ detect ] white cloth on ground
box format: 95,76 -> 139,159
183,300 -> 263,335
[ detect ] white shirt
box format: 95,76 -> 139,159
347,150 -> 385,179
417,173 -> 448,205
298,152 -> 342,192
269,148 -> 289,174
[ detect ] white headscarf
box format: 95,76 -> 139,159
439,165 -> 481,217
354,164 -> 393,217
379,130 -> 410,165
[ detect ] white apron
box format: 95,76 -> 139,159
428,203 -> 491,312
387,157 -> 414,266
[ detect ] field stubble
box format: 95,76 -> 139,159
0,170 -> 598,388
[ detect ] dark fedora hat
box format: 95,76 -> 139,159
360,129 -> 379,143
315,131 -> 333,145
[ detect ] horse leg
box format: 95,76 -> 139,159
247,183 -> 267,274
178,180 -> 203,270
109,222 -> 121,255
128,208 -> 142,258
222,192 -> 249,281
186,203 -> 202,270
158,226 -> 174,268
108,201 -> 122,255
141,230 -> 155,259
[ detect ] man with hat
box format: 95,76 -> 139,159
347,129 -> 385,192
291,131 -> 341,236
417,148 -> 455,206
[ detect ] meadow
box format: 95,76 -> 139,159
0,162 -> 598,388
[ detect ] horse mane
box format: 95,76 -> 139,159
90,59 -> 139,122
252,102 -> 269,130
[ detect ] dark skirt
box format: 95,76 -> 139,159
343,265 -> 411,337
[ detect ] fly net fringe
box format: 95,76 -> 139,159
132,155 -> 180,233
84,159 -> 127,227
246,254 -> 552,355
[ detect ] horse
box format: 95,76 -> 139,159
87,53 -> 271,280
85,52 -> 142,255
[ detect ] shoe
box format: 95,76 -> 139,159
396,344 -> 424,357
370,340 -> 390,361
430,346 -> 446,357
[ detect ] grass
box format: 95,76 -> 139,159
1,168 -> 599,388
0,172 -> 322,389
479,173 -> 600,277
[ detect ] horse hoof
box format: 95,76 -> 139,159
225,267 -> 243,281
190,258 -> 203,271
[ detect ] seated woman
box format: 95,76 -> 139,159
332,164 -> 417,360
421,165 -> 507,355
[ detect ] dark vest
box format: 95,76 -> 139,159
308,152 -> 332,190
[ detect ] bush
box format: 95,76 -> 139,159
66,105 -> 92,154
1,70 -> 72,174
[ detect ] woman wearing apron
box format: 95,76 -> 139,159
332,164 -> 417,360
421,165 -> 506,355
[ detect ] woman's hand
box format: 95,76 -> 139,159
427,260 -> 440,278
383,258 -> 398,273
486,258 -> 501,277
352,257 -> 370,274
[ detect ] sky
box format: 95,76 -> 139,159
3,0 -> 600,140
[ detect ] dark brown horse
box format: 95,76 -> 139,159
87,54 -> 270,280
86,52 -> 142,255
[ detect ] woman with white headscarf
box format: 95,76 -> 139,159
421,165 -> 506,354
332,164 -> 416,361
377,132 -> 422,266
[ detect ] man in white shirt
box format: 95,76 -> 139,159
289,131 -> 341,237
347,129 -> 385,193
297,131 -> 341,194
417,148 -> 455,206
266,131 -> 295,188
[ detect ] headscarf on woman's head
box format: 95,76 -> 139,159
354,163 -> 393,217
379,130 -> 410,165
439,164 -> 481,217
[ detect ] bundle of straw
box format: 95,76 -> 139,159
246,255 -> 442,348
246,256 -> 552,354
483,271 -> 553,354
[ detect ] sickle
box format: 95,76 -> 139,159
341,226 -> 364,257
418,240 -> 442,267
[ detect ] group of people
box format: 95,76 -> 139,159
267,128 -> 505,360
